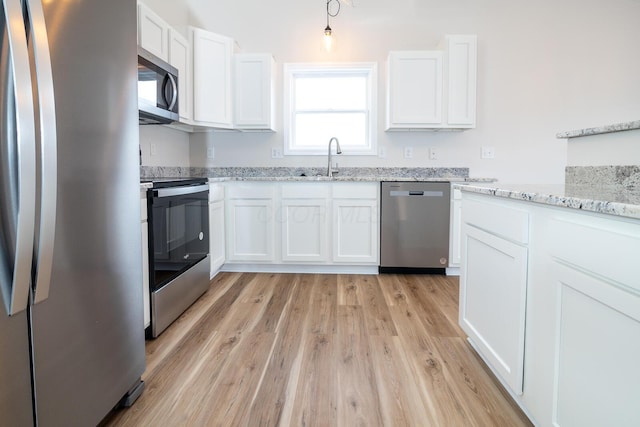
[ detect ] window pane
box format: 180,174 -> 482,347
294,113 -> 368,149
295,76 -> 367,110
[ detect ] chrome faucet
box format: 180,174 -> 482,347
327,137 -> 342,177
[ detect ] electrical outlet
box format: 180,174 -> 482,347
378,147 -> 387,158
271,147 -> 283,158
481,146 -> 495,159
404,146 -> 414,159
207,146 -> 214,159
428,147 -> 438,160
150,142 -> 157,156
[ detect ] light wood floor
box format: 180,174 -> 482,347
104,273 -> 532,426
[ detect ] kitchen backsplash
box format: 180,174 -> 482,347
565,165 -> 640,188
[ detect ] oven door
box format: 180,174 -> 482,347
148,185 -> 209,291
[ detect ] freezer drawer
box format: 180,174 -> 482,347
380,181 -> 450,271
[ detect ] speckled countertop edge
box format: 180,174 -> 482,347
556,119 -> 640,139
454,183 -> 640,220
208,176 -> 495,183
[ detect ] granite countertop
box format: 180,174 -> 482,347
455,183 -> 640,220
209,176 -> 494,183
556,119 -> 640,139
141,166 -> 495,184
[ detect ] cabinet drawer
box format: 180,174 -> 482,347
209,183 -> 225,202
462,197 -> 529,244
226,183 -> 276,199
281,183 -> 330,199
332,183 -> 378,199
548,217 -> 640,292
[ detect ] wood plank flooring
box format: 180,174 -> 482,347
103,273 -> 532,427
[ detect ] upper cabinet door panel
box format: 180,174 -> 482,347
137,2 -> 169,61
191,28 -> 233,127
387,51 -> 443,128
447,35 -> 477,126
234,54 -> 275,130
168,29 -> 192,122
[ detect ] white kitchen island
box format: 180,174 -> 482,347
456,183 -> 640,427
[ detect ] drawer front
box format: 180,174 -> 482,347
548,217 -> 640,292
462,196 -> 529,244
332,182 -> 379,199
281,183 -> 330,199
209,184 -> 225,202
226,183 -> 276,199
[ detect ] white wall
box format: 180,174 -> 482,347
139,125 -> 190,167
143,0 -> 640,184
567,130 -> 640,166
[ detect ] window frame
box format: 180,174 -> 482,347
283,62 -> 378,156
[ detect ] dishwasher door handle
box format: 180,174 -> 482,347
390,190 -> 444,197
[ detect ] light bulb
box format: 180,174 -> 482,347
324,26 -> 333,51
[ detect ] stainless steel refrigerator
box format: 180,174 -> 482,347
0,0 -> 145,426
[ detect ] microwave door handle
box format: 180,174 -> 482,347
164,73 -> 178,111
0,0 -> 37,315
25,0 -> 57,304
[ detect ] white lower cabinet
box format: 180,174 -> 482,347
226,198 -> 276,262
448,185 -> 462,268
332,199 -> 378,263
460,189 -> 640,426
224,182 -> 379,269
459,196 -> 529,395
140,188 -> 150,329
281,199 -> 330,262
209,184 -> 225,277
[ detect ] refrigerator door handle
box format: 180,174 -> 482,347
25,0 -> 57,304
0,0 -> 37,315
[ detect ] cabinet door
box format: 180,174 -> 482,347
281,199 -> 329,262
550,262 -> 640,427
459,224 -> 527,394
387,51 -> 443,129
446,35 -> 477,127
137,2 -> 169,61
234,54 -> 275,130
191,28 -> 233,127
168,29 -> 192,122
140,190 -> 150,329
332,199 -> 378,264
226,199 -> 275,262
449,188 -> 462,267
209,200 -> 225,276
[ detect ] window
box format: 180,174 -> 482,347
284,63 -> 377,155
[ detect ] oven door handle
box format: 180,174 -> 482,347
155,184 -> 209,198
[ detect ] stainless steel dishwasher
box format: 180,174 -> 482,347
380,181 -> 450,273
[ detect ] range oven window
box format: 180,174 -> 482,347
148,184 -> 209,291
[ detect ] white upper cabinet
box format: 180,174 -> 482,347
234,54 -> 276,131
190,27 -> 234,129
387,51 -> 443,129
168,29 -> 192,122
386,34 -> 477,131
445,35 -> 477,127
137,2 -> 170,61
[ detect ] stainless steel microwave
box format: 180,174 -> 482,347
138,47 -> 179,124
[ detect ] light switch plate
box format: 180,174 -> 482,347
271,147 -> 283,158
429,147 -> 438,160
481,146 -> 495,159
378,147 -> 387,158
404,146 -> 414,158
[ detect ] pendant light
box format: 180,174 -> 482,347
324,0 -> 341,51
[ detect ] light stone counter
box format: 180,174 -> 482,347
455,183 -> 640,220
